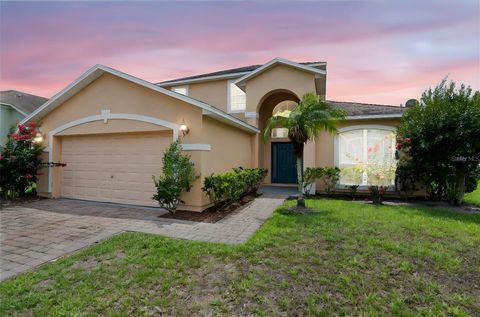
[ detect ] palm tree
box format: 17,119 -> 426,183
263,93 -> 345,208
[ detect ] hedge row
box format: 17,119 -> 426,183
203,167 -> 267,208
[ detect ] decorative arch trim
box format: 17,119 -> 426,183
49,113 -> 179,139
256,89 -> 300,113
338,124 -> 396,134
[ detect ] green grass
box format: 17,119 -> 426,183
465,181 -> 480,206
1,200 -> 479,316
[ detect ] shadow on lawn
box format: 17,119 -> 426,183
278,198 -> 480,226
390,204 -> 480,225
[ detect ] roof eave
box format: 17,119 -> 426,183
157,71 -> 250,87
21,65 -> 259,134
0,102 -> 29,116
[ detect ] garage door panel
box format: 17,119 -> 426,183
60,132 -> 170,206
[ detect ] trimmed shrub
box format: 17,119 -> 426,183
152,141 -> 197,214
303,167 -> 324,195
203,167 -> 267,208
303,167 -> 340,196
369,185 -> 387,204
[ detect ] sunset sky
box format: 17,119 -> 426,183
0,0 -> 478,106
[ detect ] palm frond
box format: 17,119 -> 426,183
262,92 -> 345,144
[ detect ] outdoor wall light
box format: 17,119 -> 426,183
33,132 -> 44,144
179,120 -> 189,136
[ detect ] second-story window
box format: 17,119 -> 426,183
171,85 -> 188,96
228,80 -> 246,112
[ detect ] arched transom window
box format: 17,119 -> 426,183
271,100 -> 298,138
337,126 -> 396,186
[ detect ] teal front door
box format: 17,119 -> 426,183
271,142 -> 297,184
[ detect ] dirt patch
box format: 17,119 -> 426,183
35,278 -> 55,290
160,194 -> 257,223
68,251 -> 126,275
70,256 -> 100,271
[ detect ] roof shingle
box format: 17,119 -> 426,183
326,100 -> 405,117
0,90 -> 48,115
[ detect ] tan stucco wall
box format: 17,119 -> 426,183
201,117 -> 252,174
200,116 -> 253,205
187,80 -> 229,113
245,64 -> 317,119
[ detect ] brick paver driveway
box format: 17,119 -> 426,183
0,187 -> 291,281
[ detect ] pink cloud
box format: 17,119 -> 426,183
0,1 -> 478,105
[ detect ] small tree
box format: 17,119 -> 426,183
396,79 -> 480,205
263,93 -> 345,208
0,122 -> 44,199
152,140 -> 197,213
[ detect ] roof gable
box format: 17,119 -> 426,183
157,60 -> 326,87
234,58 -> 326,89
21,65 -> 258,134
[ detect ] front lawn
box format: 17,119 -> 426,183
1,200 -> 479,316
465,180 -> 480,207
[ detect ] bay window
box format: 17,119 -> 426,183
337,127 -> 396,186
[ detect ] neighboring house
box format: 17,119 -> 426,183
0,90 -> 48,146
21,58 -> 406,211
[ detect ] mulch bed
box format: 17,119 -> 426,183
160,194 -> 258,223
0,196 -> 46,209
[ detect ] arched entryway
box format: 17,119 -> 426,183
257,89 -> 300,184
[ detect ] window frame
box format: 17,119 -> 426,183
171,85 -> 189,96
227,79 -> 246,113
334,125 -> 396,189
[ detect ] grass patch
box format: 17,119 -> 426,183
1,199 -> 479,316
465,180 -> 480,207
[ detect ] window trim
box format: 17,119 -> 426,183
171,85 -> 189,96
227,79 -> 246,114
334,125 -> 396,188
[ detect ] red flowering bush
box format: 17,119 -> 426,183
0,122 -> 44,199
396,79 -> 480,205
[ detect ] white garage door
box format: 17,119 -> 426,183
60,132 -> 172,206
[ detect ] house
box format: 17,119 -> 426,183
0,90 -> 48,146
22,58 -> 405,211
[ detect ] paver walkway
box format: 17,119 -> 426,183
0,187 -> 292,281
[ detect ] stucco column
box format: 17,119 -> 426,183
304,139 -> 316,169
179,150 -> 205,212
50,136 -> 63,198
251,134 -> 259,168
304,139 -> 317,194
